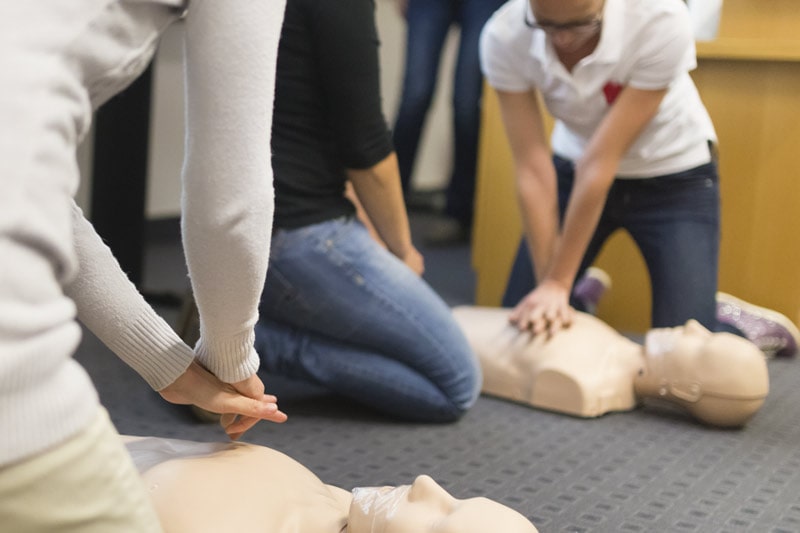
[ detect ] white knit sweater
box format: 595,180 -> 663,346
0,0 -> 285,466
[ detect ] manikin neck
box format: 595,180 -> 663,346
633,329 -> 684,401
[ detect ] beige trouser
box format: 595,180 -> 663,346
0,408 -> 162,532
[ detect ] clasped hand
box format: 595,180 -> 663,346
400,245 -> 425,276
159,362 -> 287,440
509,279 -> 575,337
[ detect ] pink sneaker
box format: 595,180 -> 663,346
572,267 -> 611,315
717,292 -> 800,358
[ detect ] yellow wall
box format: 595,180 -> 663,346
472,0 -> 800,332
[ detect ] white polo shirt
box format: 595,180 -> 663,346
480,0 -> 716,178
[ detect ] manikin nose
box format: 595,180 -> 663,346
409,475 -> 452,504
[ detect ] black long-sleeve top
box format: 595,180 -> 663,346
271,0 -> 394,229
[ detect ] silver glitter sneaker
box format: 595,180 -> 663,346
716,292 -> 800,358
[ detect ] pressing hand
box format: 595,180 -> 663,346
159,362 -> 287,440
400,245 -> 425,276
509,279 -> 574,337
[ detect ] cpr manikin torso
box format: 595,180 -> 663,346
126,437 -> 350,532
453,307 -> 769,427
123,436 -> 538,533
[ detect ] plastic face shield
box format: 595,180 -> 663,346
349,485 -> 411,532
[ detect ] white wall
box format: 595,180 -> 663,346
145,21 -> 186,219
142,0 -> 458,219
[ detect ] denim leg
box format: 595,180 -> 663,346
559,158 -> 722,330
256,217 -> 481,422
502,157 -> 726,333
256,321 -> 476,422
622,165 -> 721,330
554,155 -> 619,299
501,240 -> 536,308
444,0 -> 505,226
393,0 -> 455,190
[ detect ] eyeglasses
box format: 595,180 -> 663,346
524,2 -> 603,36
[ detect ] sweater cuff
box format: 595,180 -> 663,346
194,329 -> 261,383
105,312 -> 195,391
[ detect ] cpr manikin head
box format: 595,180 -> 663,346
638,320 -> 769,427
348,475 -> 538,533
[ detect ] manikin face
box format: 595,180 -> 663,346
644,319 -> 726,401
643,319 -> 768,402
347,475 -> 537,533
527,0 -> 605,54
644,319 -> 713,371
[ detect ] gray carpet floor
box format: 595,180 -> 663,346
74,212 -> 800,532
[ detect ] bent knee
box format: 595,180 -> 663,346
436,363 -> 482,422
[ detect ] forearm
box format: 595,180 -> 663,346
347,152 -> 414,258
542,86 -> 664,287
495,89 -> 560,283
181,0 -> 285,382
65,203 -> 193,391
344,181 -> 386,247
544,158 -> 616,288
515,154 -> 560,283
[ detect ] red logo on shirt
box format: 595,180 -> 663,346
602,82 -> 623,105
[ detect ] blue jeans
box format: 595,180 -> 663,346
503,156 -> 724,331
393,0 -> 506,226
255,217 -> 481,422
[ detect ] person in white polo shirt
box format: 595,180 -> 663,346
478,0 -> 800,356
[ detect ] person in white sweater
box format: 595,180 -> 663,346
0,1 -> 287,531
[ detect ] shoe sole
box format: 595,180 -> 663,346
585,266 -> 612,290
717,291 -> 800,349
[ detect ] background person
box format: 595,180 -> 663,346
253,0 -> 481,422
480,0 -> 728,339
393,0 -> 507,245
